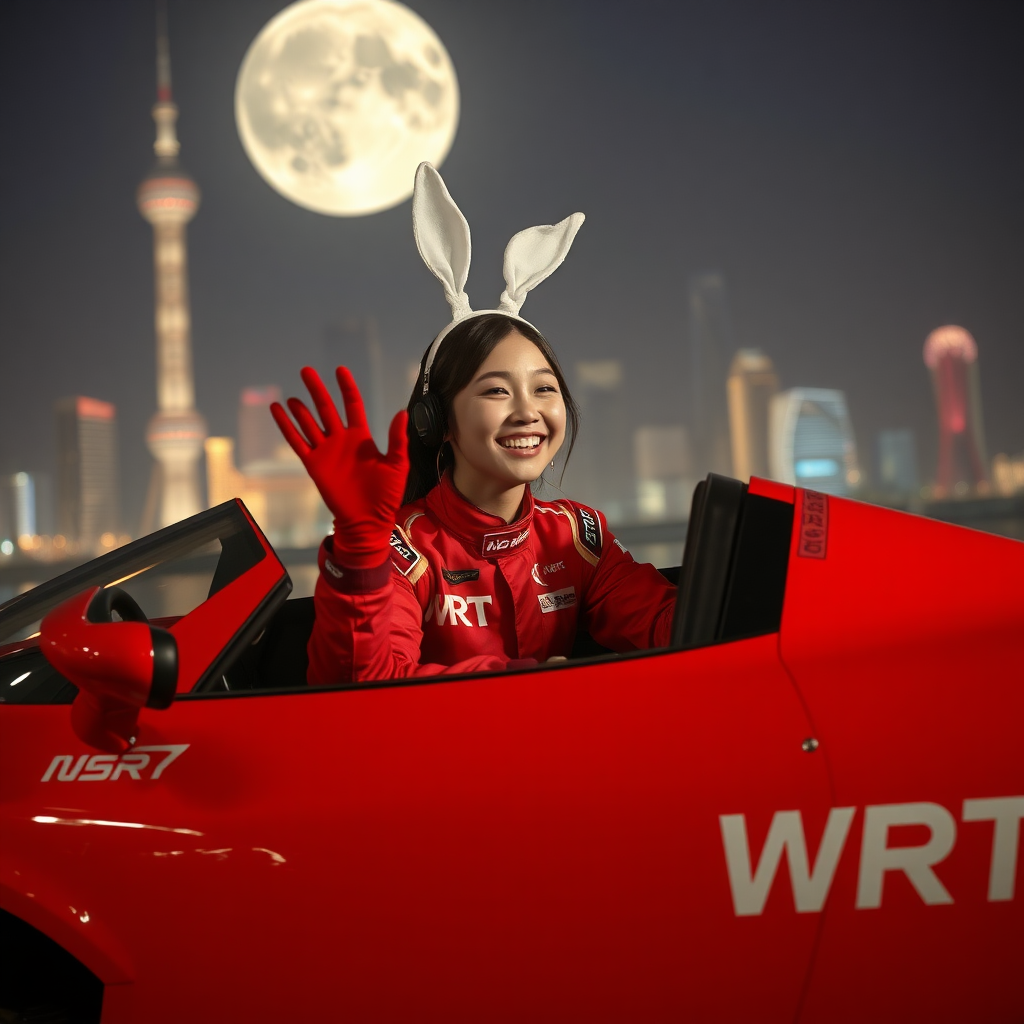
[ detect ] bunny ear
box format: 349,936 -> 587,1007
498,213 -> 585,316
412,163 -> 473,321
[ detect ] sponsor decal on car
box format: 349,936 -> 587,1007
537,587 -> 577,614
720,796 -> 1024,915
798,490 -> 828,559
41,744 -> 190,782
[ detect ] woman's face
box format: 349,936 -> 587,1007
448,331 -> 566,496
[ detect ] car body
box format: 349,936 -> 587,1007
0,475 -> 1021,1023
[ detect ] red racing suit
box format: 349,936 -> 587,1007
307,472 -> 676,683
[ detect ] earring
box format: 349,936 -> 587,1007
436,445 -> 444,483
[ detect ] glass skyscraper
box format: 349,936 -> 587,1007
55,397 -> 120,550
769,388 -> 859,495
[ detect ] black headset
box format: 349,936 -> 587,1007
412,330 -> 450,448
412,390 -> 446,448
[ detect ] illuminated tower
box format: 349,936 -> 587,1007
137,6 -> 207,528
727,349 -> 779,481
923,326 -> 989,497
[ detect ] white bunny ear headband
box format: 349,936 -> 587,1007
413,162 -> 585,395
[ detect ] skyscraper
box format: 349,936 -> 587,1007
204,436 -> 330,549
10,473 -> 36,539
688,273 -> 734,477
923,325 -> 989,496
138,7 -> 207,528
877,429 -> 919,495
992,453 -> 1024,496
323,316 -> 387,447
572,360 -> 632,520
0,473 -> 45,543
769,388 -> 859,496
727,349 -> 779,482
633,425 -> 691,519
238,386 -> 284,470
55,397 -> 120,549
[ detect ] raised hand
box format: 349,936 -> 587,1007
271,367 -> 409,568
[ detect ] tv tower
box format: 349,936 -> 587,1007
923,325 -> 989,497
137,4 -> 207,528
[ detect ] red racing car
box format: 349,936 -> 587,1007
0,475 -> 1021,1023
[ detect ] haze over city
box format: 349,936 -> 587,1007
1,0 -> 1021,535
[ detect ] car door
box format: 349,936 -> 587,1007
0,500 -> 291,1017
781,489 -> 1024,1023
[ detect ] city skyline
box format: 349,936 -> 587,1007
1,0 -> 1021,532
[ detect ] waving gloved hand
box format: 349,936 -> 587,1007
271,367 -> 409,569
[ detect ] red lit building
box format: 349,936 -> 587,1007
923,326 -> 989,497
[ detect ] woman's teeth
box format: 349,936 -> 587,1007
499,436 -> 542,449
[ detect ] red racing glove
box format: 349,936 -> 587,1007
271,367 -> 409,569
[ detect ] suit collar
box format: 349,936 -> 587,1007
427,472 -> 534,559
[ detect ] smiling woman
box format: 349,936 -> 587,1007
403,315 -> 579,520
272,163 -> 676,683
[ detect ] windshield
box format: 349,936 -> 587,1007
0,501 -> 266,649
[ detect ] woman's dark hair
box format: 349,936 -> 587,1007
403,313 -> 580,503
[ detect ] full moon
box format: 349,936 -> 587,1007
235,0 -> 459,216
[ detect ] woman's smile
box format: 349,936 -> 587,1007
496,432 -> 546,453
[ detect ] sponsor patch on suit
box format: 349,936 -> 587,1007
575,506 -> 602,560
537,586 -> 577,614
481,525 -> 530,557
389,528 -> 421,577
442,567 -> 480,585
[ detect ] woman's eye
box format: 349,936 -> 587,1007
484,387 -> 508,395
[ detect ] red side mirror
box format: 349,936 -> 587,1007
40,586 -> 178,753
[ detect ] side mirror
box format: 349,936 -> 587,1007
40,586 -> 178,753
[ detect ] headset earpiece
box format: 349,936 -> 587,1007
413,392 -> 446,448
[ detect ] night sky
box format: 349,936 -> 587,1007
1,0 -> 1021,531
